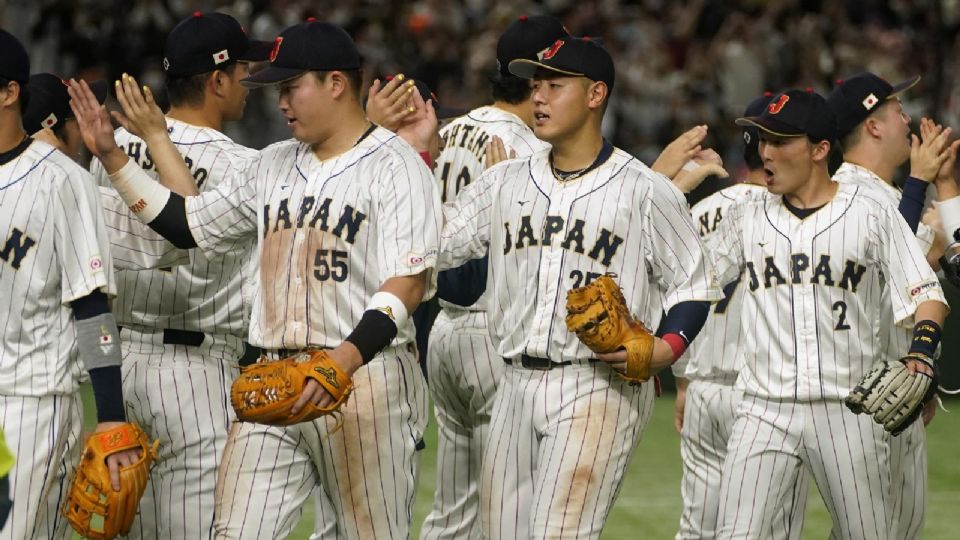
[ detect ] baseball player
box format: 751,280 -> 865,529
711,89 -> 948,540
0,29 -> 141,540
827,72 -> 959,539
439,36 -> 720,539
418,15 -> 567,540
85,12 -> 269,539
672,93 -> 808,540
70,20 -> 442,540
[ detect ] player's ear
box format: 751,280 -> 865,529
328,71 -> 348,100
864,116 -> 882,139
209,70 -> 228,99
586,81 -> 608,111
811,139 -> 832,162
0,80 -> 21,109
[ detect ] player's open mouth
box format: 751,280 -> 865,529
764,167 -> 774,185
534,111 -> 549,125
286,117 -> 297,127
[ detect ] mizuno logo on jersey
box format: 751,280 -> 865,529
0,228 -> 36,270
502,215 -> 623,266
744,253 -> 867,293
263,197 -> 367,244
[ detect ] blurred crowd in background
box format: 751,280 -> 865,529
3,0 -> 960,177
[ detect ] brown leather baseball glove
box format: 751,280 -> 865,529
62,422 -> 159,540
231,349 -> 354,426
565,274 -> 655,383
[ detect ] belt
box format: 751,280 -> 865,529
505,354 -> 572,370
118,326 -> 206,347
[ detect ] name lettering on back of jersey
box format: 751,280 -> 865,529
441,124 -> 491,161
127,141 -> 210,189
0,228 -> 37,269
743,254 -> 867,292
262,197 -> 367,244
502,215 -> 623,267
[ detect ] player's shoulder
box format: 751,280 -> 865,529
256,138 -> 301,162
363,126 -> 427,166
838,180 -> 898,215
23,139 -> 95,190
692,183 -> 767,213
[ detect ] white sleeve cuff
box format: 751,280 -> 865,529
107,159 -> 171,223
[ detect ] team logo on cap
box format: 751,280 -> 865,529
213,49 -> 230,65
42,113 -> 58,129
163,57 -> 170,71
862,93 -> 879,110
538,39 -> 564,61
768,94 -> 790,115
743,131 -> 751,144
269,37 -> 284,62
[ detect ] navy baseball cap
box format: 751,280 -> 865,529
22,74 -> 108,134
735,89 -> 837,143
0,29 -> 29,83
509,36 -> 615,91
826,72 -> 920,139
163,12 -> 272,77
496,15 -> 569,77
243,21 -> 361,88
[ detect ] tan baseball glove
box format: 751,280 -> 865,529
565,274 -> 655,383
62,422 -> 159,540
231,349 -> 354,426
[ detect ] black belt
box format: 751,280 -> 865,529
161,329 -> 205,346
117,326 -> 206,347
505,354 -> 572,370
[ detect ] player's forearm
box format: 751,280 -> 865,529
380,271 -> 430,313
914,300 -> 948,329
141,131 -> 200,196
71,290 -> 126,423
108,160 -> 198,249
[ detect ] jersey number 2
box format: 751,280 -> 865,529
832,301 -> 851,330
314,249 -> 348,282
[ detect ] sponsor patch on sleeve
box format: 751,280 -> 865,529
907,279 -> 940,298
89,256 -> 103,271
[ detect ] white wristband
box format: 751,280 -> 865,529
366,291 -> 409,329
936,195 -> 960,242
108,158 -> 171,223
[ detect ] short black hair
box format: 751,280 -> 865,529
489,73 -> 532,105
0,77 -> 29,114
312,70 -> 364,99
166,62 -> 240,107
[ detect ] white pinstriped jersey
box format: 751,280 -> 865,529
834,162 -> 936,364
184,127 -> 441,351
707,182 -> 947,401
90,119 -> 257,337
439,146 -> 722,362
0,139 -> 115,396
675,183 -> 767,380
436,106 -> 549,313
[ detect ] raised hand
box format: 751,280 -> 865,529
910,117 -> 952,182
672,147 -> 729,193
483,136 -> 516,170
113,73 -> 168,142
395,84 -> 438,153
67,78 -> 121,159
366,74 -> 416,132
652,125 -> 708,179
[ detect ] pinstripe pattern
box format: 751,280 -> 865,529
214,350 -> 428,539
707,181 -> 945,538
717,396 -> 892,540
440,143 -> 719,537
118,328 -> 240,540
421,311 -> 501,540
1,139 -> 114,538
423,106 -> 547,540
1,140 -> 115,396
439,147 -> 721,361
677,380 -> 807,540
185,128 -> 441,351
479,363 -> 654,539
832,161 -> 931,540
0,393 -> 82,540
706,182 -> 946,401
90,119 -> 257,539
